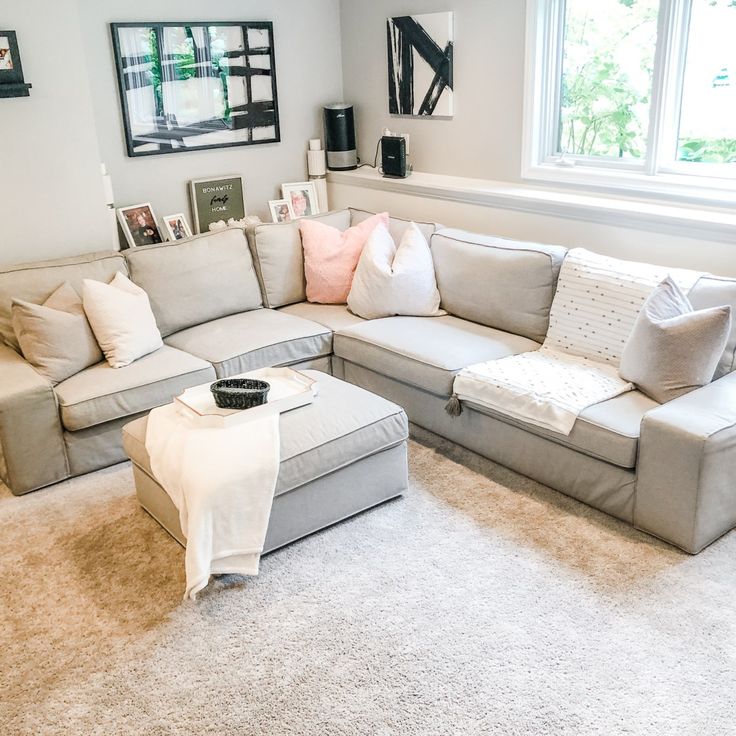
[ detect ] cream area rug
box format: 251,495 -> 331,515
2,427 -> 735,735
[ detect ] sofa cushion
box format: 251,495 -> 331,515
334,315 -> 540,397
349,207 -> 437,245
123,370 -> 408,496
278,302 -> 365,332
246,210 -> 352,308
124,228 -> 262,337
165,309 -> 332,378
55,346 -> 215,432
0,251 -> 126,351
430,229 -> 567,343
689,274 -> 736,379
465,389 -> 657,469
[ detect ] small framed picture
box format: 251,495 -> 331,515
268,199 -> 296,224
116,203 -> 164,248
281,182 -> 320,218
189,175 -> 246,234
0,30 -> 31,98
162,213 -> 193,241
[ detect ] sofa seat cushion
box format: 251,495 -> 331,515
56,346 -> 215,432
465,389 -> 657,468
278,302 -> 365,332
123,370 -> 408,496
334,315 -> 540,397
164,309 -> 332,379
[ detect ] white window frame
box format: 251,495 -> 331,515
522,0 -> 736,206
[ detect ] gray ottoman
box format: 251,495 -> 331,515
122,371 -> 409,552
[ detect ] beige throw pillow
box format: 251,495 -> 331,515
82,272 -> 163,368
11,282 -> 103,384
619,277 -> 731,403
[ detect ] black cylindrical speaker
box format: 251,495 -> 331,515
323,103 -> 357,171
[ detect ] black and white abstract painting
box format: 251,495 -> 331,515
387,12 -> 454,117
111,22 -> 279,157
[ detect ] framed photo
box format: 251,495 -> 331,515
281,182 -> 319,218
110,22 -> 280,157
268,199 -> 295,223
162,213 -> 193,241
116,203 -> 164,248
189,175 -> 246,233
0,31 -> 32,98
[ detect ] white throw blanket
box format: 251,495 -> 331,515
145,403 -> 280,600
454,347 -> 632,435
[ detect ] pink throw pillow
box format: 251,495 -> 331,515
299,212 -> 389,303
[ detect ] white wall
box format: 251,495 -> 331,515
0,0 -> 111,266
78,0 -> 344,230
339,0 -> 525,181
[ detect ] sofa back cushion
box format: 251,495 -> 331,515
689,275 -> 736,379
247,210 -> 351,308
124,228 -> 262,337
0,251 -> 126,351
349,207 -> 436,245
431,229 -> 567,343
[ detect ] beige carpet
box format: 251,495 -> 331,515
2,428 -> 735,735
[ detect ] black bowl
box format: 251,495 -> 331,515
210,378 -> 270,410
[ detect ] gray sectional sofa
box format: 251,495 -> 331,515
1,207 -> 736,554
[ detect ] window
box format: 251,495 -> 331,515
524,0 -> 736,201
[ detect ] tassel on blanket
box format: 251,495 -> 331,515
445,394 -> 463,417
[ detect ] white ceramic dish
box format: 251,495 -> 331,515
175,367 -> 318,428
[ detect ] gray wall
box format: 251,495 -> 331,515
339,0 -> 525,181
79,0 -> 344,232
0,0 -> 112,266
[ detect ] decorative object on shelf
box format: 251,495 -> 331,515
210,378 -> 270,410
208,215 -> 261,232
189,175 -> 246,233
387,12 -> 454,117
306,138 -> 329,212
0,31 -> 32,98
110,22 -> 279,157
162,213 -> 193,241
268,199 -> 295,223
116,203 -> 164,248
281,181 -> 319,218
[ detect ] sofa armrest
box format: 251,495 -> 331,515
635,371 -> 736,553
0,343 -> 68,495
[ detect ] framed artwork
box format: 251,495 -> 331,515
387,12 -> 454,117
0,31 -> 32,98
281,182 -> 319,218
189,175 -> 246,233
117,203 -> 164,248
110,21 -> 279,157
268,199 -> 295,223
162,212 -> 193,241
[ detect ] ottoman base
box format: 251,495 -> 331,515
132,443 -> 407,552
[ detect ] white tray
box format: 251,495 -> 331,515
175,367 -> 318,428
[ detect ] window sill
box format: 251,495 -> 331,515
327,167 -> 736,242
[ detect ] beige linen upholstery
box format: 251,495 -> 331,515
165,308 -> 332,378
55,346 -> 215,431
334,315 -> 540,397
0,343 -> 69,495
0,251 -> 126,350
430,229 -> 567,343
246,210 -> 352,308
349,207 -> 436,244
278,302 -> 366,332
689,275 -> 736,378
124,229 -> 263,337
635,371 -> 736,553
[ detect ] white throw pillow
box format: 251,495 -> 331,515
82,272 -> 163,368
347,222 -> 444,320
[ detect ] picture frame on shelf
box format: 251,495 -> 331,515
162,212 -> 193,241
281,182 -> 319,218
110,21 -> 279,157
189,175 -> 246,233
116,203 -> 164,248
268,199 -> 296,223
0,31 -> 32,98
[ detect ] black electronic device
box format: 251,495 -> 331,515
323,103 -> 357,170
381,135 -> 408,178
